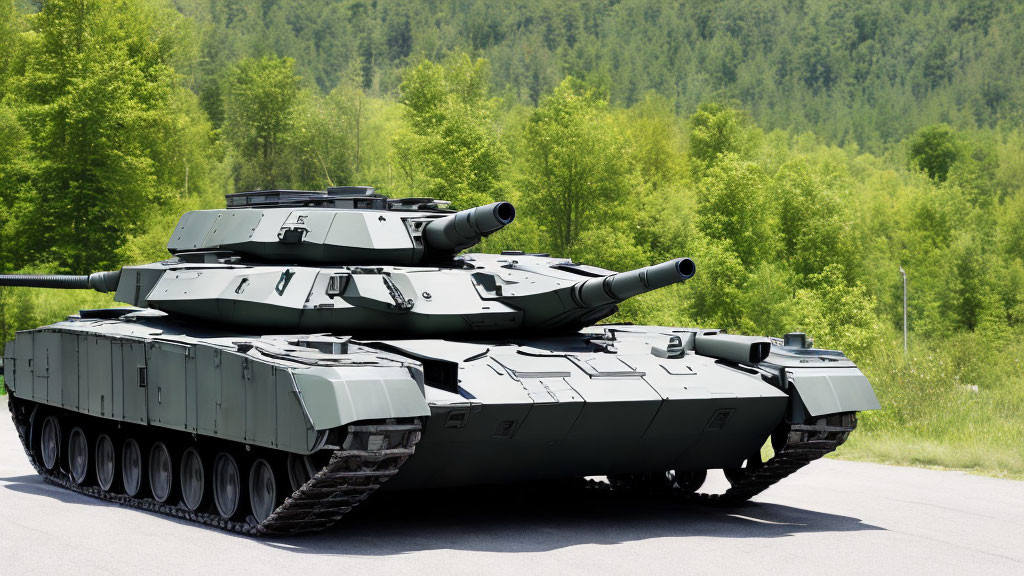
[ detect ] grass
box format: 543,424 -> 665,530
829,330 -> 1024,480
835,432 -> 1024,480
751,329 -> 1024,481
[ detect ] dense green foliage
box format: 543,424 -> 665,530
1,0 -> 1023,475
168,0 -> 1024,151
393,53 -> 507,208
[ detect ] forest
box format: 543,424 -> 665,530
1,0 -> 1023,476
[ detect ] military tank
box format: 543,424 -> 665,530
0,186 -> 880,535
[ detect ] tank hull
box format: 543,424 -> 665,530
388,394 -> 786,489
2,311 -> 878,534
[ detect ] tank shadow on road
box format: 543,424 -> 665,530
263,482 -> 884,555
1,474 -> 103,505
0,473 -> 230,532
1,473 -> 883,554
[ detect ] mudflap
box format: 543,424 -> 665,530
788,367 -> 880,417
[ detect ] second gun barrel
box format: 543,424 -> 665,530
0,271 -> 121,293
575,258 -> 695,308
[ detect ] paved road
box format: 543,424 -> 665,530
2,396 -> 1023,575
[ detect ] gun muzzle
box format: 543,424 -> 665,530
423,202 -> 516,253
575,258 -> 695,308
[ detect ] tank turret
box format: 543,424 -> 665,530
166,187 -> 516,265
0,188 -> 695,337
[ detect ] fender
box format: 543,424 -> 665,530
293,365 -> 430,430
788,367 -> 880,417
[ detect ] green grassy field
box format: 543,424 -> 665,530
836,434 -> 1024,480
831,331 -> 1024,479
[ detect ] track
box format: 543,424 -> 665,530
699,412 -> 857,503
8,388 -> 854,536
7,396 -> 421,536
605,412 -> 857,503
4,393 -> 1023,575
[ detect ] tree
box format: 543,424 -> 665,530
623,92 -> 687,191
287,89 -> 354,190
393,52 -> 507,208
9,0 -> 202,272
937,232 -> 1005,332
0,102 -> 33,274
695,153 -> 779,267
225,55 -> 300,191
688,102 -> 750,178
908,124 -> 961,182
787,265 -> 877,358
774,159 -> 857,279
521,77 -> 633,256
0,0 -> 16,90
684,235 -> 749,329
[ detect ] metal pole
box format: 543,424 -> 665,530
900,266 -> 907,353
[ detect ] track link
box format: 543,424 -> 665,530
698,412 -> 857,504
8,397 -> 421,536
9,395 -> 856,532
603,412 -> 858,504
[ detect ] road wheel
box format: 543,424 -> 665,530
724,452 -> 764,486
122,438 -> 144,497
180,447 -> 207,511
39,415 -> 61,471
95,433 -> 118,492
148,441 -> 175,504
248,458 -> 279,524
672,469 -> 708,494
608,471 -> 674,492
68,427 -> 90,485
213,452 -> 243,520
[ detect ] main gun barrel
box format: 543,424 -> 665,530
574,258 -> 696,308
423,202 -> 516,254
0,271 -> 121,293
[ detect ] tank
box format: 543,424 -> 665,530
0,186 -> 880,535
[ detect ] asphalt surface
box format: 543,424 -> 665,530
2,395 -> 1023,575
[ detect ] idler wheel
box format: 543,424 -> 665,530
148,441 -> 175,503
95,433 -> 118,492
38,415 -> 62,471
248,458 -> 278,524
180,447 -> 207,511
122,438 -> 144,497
68,427 -> 90,485
213,452 -> 243,519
